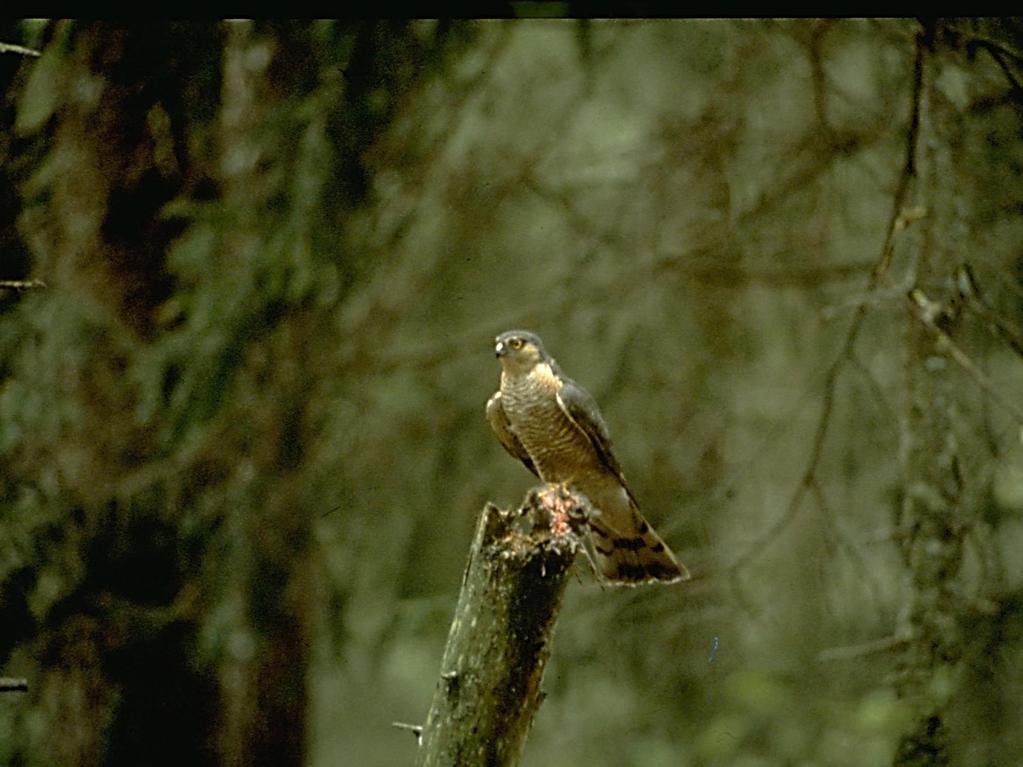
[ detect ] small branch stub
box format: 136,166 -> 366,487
0,42 -> 41,57
0,279 -> 47,291
0,677 -> 28,693
392,721 -> 424,745
414,487 -> 581,767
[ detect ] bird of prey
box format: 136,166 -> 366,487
486,330 -> 689,585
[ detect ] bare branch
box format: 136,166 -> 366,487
0,41 -> 41,57
726,29 -> 927,583
0,278 -> 47,291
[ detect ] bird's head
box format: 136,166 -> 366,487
494,330 -> 548,376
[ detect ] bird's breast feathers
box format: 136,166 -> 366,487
529,361 -> 562,391
500,360 -> 562,394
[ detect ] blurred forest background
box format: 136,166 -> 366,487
2,17 -> 1023,767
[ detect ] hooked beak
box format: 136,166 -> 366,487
494,339 -> 506,358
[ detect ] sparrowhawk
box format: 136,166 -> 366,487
487,330 -> 690,585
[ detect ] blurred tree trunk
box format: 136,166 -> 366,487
18,21 -> 221,767
212,22 -> 312,767
892,24 -> 968,766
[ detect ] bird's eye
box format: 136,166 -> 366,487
509,338 -> 524,350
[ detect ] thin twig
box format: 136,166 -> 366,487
963,32 -> 1023,95
817,634 -> 911,662
971,303 -> 1023,358
957,264 -> 1023,359
847,351 -> 900,427
908,288 -> 1023,424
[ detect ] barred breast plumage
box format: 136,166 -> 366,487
498,368 -> 598,484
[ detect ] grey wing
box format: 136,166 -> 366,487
555,376 -> 633,491
486,391 -> 539,478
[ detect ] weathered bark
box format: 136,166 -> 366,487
415,489 -> 580,767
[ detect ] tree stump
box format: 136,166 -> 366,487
415,487 -> 582,767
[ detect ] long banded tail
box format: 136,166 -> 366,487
588,505 -> 690,585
